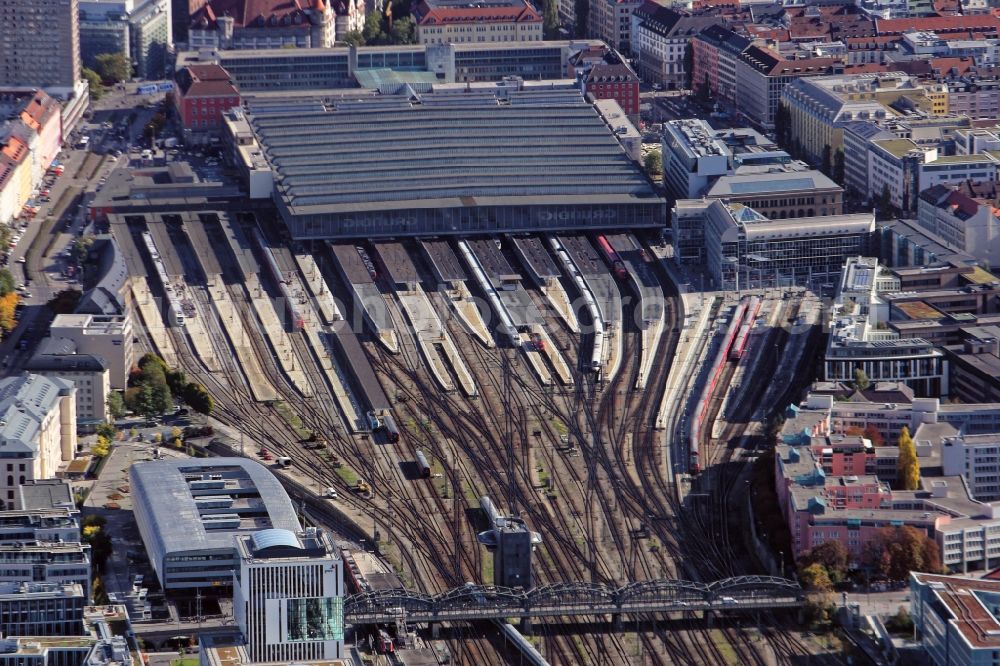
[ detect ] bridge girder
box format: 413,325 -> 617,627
708,576 -> 803,599
617,579 -> 709,604
528,582 -> 616,608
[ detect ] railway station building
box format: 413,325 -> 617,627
242,86 -> 664,239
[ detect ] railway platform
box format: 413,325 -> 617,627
245,274 -> 313,397
540,282 -> 580,333
293,252 -> 343,324
535,327 -> 573,386
304,326 -> 365,431
518,332 -> 552,386
395,287 -> 477,397
130,277 -> 178,367
208,283 -> 280,402
449,283 -> 494,348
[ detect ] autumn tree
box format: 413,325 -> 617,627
0,292 -> 19,333
863,525 -> 941,581
897,425 -> 920,490
800,562 -> 833,591
800,540 -> 849,583
864,423 -> 885,446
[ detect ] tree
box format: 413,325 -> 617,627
165,368 -> 187,397
71,235 -> 95,264
363,11 -> 385,44
81,67 -> 104,100
833,149 -> 845,185
0,292 -> 18,333
897,425 -> 920,490
92,435 -> 111,458
184,382 -> 214,415
853,367 -> 870,391
149,382 -> 174,416
0,269 -> 13,297
138,352 -> 168,373
801,540 -> 849,582
94,52 -> 131,83
106,391 -> 127,420
885,607 -> 914,635
543,0 -> 560,39
341,29 -> 364,46
877,183 -> 894,220
821,144 -> 832,177
800,562 -> 833,591
389,15 -> 416,44
863,423 -> 885,447
864,525 -> 939,581
644,149 -> 663,176
95,422 -> 116,441
47,289 -> 82,315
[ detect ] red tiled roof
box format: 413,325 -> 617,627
747,25 -> 789,41
876,14 -> 1000,35
928,56 -> 975,76
192,0 -> 321,29
416,0 -> 541,25
176,64 -> 240,98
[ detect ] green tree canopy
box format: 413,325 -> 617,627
94,52 -> 131,83
644,150 -> 663,176
106,391 -> 126,420
184,382 -> 214,415
81,68 -> 103,100
389,16 -> 416,44
0,269 -> 14,297
853,367 -> 870,391
543,0 -> 560,39
341,29 -> 364,46
363,11 -> 385,44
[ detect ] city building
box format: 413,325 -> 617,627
878,218 -> 978,269
916,184 -> 1000,265
919,153 -> 1000,193
629,4 -> 720,90
188,0 -> 341,50
661,119 -> 790,199
49,315 -> 134,390
24,339 -> 111,425
178,40 -> 604,89
824,257 -> 949,396
0,542 -> 90,590
691,25 -> 751,106
246,87 -> 663,239
233,527 -> 345,662
867,138 -> 938,213
580,57 -> 640,122
780,73 -> 905,168
591,0 -> 641,53
911,573 -> 1000,666
173,64 -> 241,141
0,583 -> 86,637
0,375 -> 77,511
0,0 -> 81,95
735,46 -> 840,132
705,169 -> 844,219
945,325 -> 1000,403
842,120 -> 896,201
671,199 -> 872,290
79,0 -> 172,79
414,0 -> 543,45
130,458 -> 304,590
0,91 -> 63,227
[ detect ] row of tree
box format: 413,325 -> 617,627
0,269 -> 19,335
107,353 -> 213,419
799,526 -> 941,591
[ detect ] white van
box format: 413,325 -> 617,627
275,456 -> 292,468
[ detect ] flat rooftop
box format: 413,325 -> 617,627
248,89 -> 659,217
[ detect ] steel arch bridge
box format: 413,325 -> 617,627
345,576 -> 804,624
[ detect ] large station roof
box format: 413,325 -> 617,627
246,88 -> 659,217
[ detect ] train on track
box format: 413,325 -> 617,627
595,234 -> 627,280
688,297 -> 760,474
250,226 -> 305,331
729,296 -> 762,360
415,449 -> 431,478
